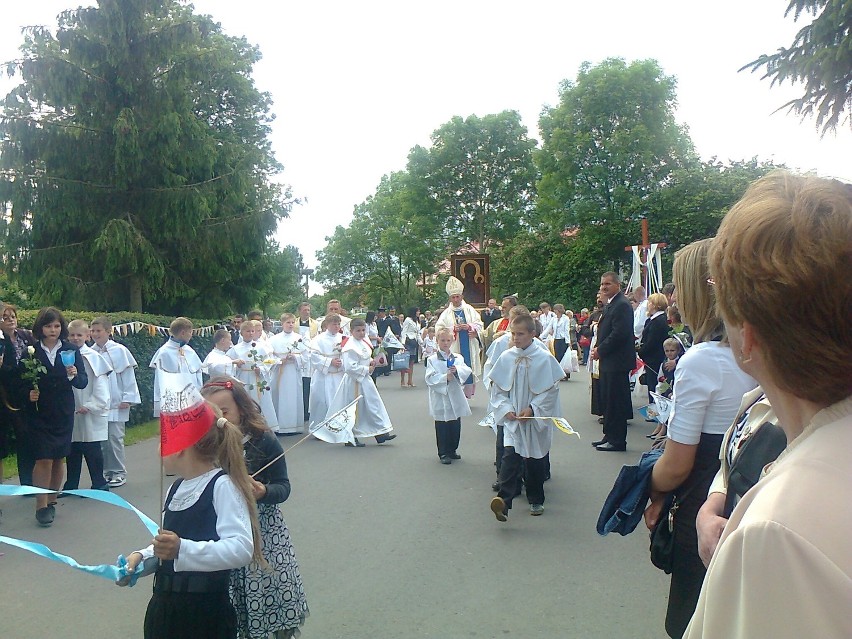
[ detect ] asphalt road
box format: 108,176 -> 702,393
0,367 -> 670,638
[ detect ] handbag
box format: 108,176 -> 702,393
649,494 -> 677,574
579,335 -> 591,349
391,351 -> 410,371
648,473 -> 706,574
723,421 -> 786,517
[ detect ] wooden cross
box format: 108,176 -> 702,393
625,218 -> 667,291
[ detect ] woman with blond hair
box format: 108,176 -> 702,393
684,172 -> 852,638
643,239 -> 757,638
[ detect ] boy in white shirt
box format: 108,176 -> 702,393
487,314 -> 564,520
91,317 -> 140,488
424,328 -> 471,464
149,317 -> 202,416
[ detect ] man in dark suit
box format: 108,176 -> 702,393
481,298 -> 501,328
591,272 -> 635,451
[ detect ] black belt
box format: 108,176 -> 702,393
153,571 -> 230,593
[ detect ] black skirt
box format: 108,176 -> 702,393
145,591 -> 237,639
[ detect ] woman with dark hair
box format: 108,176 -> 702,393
0,303 -> 36,485
399,307 -> 422,388
25,307 -> 89,527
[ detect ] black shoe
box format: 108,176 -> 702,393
597,417 -> 604,424
36,505 -> 55,527
591,438 -> 607,447
449,452 -> 461,460
595,442 -> 627,452
439,456 -> 452,465
375,433 -> 397,444
491,480 -> 500,492
490,496 -> 508,522
345,439 -> 366,448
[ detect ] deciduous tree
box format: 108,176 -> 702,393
407,111 -> 537,252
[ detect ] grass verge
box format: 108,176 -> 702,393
1,419 -> 160,481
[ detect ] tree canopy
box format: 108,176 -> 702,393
407,111 -> 537,253
740,0 -> 852,135
315,171 -> 443,310
0,0 -> 292,315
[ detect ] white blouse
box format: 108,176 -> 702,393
137,468 -> 253,572
667,342 -> 758,446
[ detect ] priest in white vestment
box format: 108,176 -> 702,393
435,276 -> 484,398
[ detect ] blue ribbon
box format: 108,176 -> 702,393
0,485 -> 159,581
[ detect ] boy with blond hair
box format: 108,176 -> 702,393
63,319 -> 112,492
91,317 -> 140,487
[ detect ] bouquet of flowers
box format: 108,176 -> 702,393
20,345 -> 46,409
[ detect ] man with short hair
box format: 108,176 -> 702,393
632,285 -> 648,339
296,302 -> 319,423
482,295 -> 517,352
318,299 -> 351,335
481,298 -> 501,328
591,272 -> 635,452
230,314 -> 244,345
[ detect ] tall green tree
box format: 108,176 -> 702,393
407,111 -> 537,253
536,58 -> 696,281
741,0 -> 852,134
315,171 -> 442,310
0,0 -> 291,314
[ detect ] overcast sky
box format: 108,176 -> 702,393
2,1 -> 849,288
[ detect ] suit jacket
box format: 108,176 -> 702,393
596,291 -> 636,372
481,307 -> 501,328
638,313 -> 669,375
376,316 -> 392,339
29,340 -> 89,417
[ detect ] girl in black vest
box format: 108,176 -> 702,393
118,403 -> 264,639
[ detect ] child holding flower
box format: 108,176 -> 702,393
26,307 -> 89,527
227,320 -> 278,426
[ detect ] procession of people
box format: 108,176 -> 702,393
0,171 -> 849,639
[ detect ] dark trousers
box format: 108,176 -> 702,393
599,370 -> 631,446
10,412 -> 35,486
497,447 -> 547,508
64,440 -> 108,490
495,424 -> 504,475
554,338 -> 568,366
434,418 -> 461,458
301,377 -> 311,422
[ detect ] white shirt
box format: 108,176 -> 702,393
137,469 -> 253,572
40,340 -> 62,366
633,299 -> 649,338
667,342 -> 758,445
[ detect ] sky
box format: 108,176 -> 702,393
1,1 -> 849,294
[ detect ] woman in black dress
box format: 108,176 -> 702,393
26,307 -> 88,527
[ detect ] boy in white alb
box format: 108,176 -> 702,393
308,315 -> 345,430
202,329 -> 242,379
268,313 -> 306,435
425,328 -> 471,464
325,318 -> 395,446
91,317 -> 140,488
149,317 -> 203,416
227,320 -> 278,427
63,320 -> 112,491
487,314 -> 564,520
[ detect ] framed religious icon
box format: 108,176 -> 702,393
450,254 -> 490,308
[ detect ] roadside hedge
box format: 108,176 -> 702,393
11,310 -> 223,427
